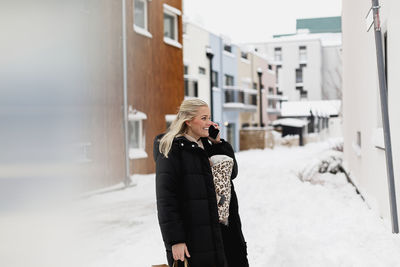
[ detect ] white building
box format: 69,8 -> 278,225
342,0 -> 400,227
246,17 -> 342,102
183,20 -> 211,103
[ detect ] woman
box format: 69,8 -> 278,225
153,99 -> 249,267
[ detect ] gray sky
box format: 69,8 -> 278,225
183,0 -> 342,43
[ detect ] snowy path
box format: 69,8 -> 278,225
83,141 -> 400,267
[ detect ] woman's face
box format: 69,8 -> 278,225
186,106 -> 212,140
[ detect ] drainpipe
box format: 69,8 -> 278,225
122,0 -> 132,186
257,68 -> 263,127
370,0 -> 398,233
206,46 -> 214,121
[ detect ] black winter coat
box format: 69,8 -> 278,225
154,135 -> 248,267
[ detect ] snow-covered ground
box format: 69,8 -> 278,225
81,140 -> 400,267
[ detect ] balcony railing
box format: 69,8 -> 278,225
225,89 -> 235,103
184,76 -> 198,97
223,87 -> 257,110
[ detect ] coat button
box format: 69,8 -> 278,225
192,144 -> 195,147
180,143 -> 184,146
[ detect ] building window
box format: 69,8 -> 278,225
268,99 -> 275,108
224,44 -> 232,53
129,120 -> 140,149
299,46 -> 307,62
300,90 -> 308,99
238,91 -> 245,103
134,0 -> 147,30
225,74 -> 234,86
357,131 -> 361,148
268,87 -> 274,94
251,94 -> 257,105
199,67 -> 206,75
128,108 -> 147,159
164,12 -> 177,40
296,68 -> 303,83
184,79 -> 198,97
253,82 -> 257,89
212,71 -> 219,87
276,65 -> 281,83
241,52 -> 248,60
184,65 -> 188,75
268,64 -> 273,70
274,47 -> 282,62
163,4 -> 182,48
224,90 -> 235,103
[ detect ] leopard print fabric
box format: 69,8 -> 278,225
210,155 -> 234,225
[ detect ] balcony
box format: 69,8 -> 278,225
267,107 -> 281,114
267,94 -> 284,100
223,86 -> 257,111
184,75 -> 198,98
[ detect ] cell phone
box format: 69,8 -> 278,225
208,125 -> 220,139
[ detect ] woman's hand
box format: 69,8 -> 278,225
208,122 -> 221,144
172,243 -> 191,262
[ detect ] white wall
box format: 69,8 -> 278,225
183,22 -> 210,104
342,0 -> 400,225
264,38 -> 322,101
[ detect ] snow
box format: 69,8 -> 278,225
128,110 -> 147,120
163,3 -> 182,16
79,140 -> 400,267
272,118 -> 308,128
129,148 -> 148,159
281,100 -> 341,117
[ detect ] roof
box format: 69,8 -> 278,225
281,100 -> 341,117
296,16 -> 342,34
272,118 -> 308,128
272,16 -> 342,43
268,33 -> 341,47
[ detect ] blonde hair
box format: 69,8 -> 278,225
159,99 -> 208,157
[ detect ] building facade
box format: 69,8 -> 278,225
79,0 -> 126,189
250,52 -> 277,126
247,16 -> 342,102
183,21 -> 282,151
129,0 -> 184,174
237,46 -> 258,128
183,21 -> 210,103
342,0 -> 400,225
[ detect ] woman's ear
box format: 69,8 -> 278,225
185,120 -> 191,127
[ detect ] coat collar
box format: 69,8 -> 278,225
174,135 -> 211,150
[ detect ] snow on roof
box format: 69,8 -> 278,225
165,114 -> 177,122
272,118 -> 308,128
223,103 -> 244,108
128,110 -> 147,120
182,19 -> 221,39
281,100 -> 341,117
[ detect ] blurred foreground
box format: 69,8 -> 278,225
60,140 -> 400,267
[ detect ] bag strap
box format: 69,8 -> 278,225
172,258 -> 188,267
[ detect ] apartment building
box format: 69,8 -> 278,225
247,17 -> 342,102
342,0 -> 400,225
129,0 -> 184,174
